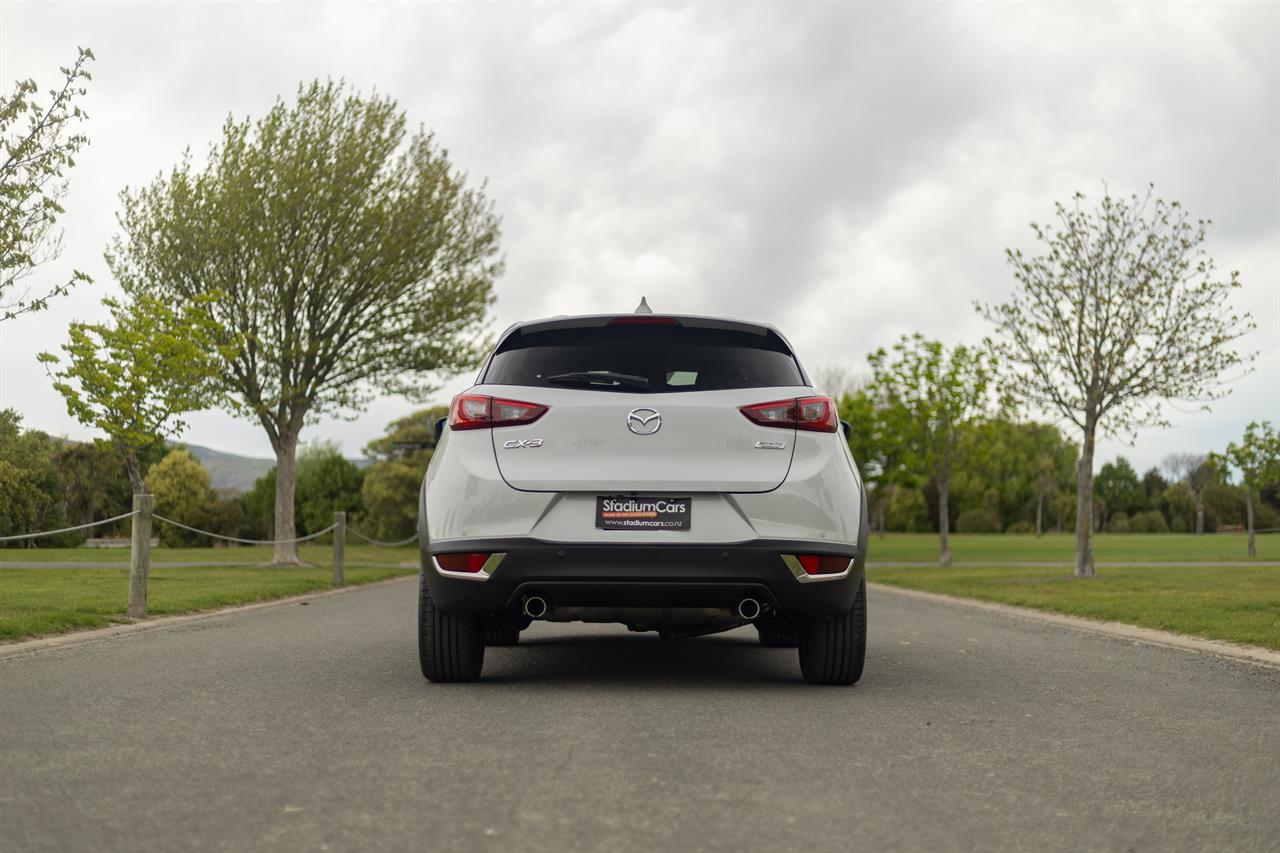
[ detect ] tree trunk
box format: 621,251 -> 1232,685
1035,492 -> 1044,538
273,435 -> 301,565
1245,487 -> 1255,559
1074,419 -> 1096,578
938,477 -> 951,567
1195,493 -> 1205,536
123,449 -> 146,495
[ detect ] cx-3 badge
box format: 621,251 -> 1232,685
626,408 -> 662,435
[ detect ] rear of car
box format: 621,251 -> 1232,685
418,313 -> 869,684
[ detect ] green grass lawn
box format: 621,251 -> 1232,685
863,532 -> 1278,563
870,563 -> 1280,650
0,543 -> 415,565
4,534 -> 1273,565
0,564 -> 417,642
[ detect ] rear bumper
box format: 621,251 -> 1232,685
421,537 -> 866,616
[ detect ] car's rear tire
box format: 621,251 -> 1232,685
418,575 -> 485,682
798,577 -> 866,685
756,620 -> 799,647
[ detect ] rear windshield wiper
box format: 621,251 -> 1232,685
546,370 -> 650,390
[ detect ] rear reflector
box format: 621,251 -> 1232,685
739,396 -> 838,432
448,394 -> 548,430
795,554 -> 851,575
435,553 -> 491,573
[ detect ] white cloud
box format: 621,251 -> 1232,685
0,0 -> 1275,471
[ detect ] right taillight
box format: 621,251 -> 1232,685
448,394 -> 548,431
739,396 -> 837,432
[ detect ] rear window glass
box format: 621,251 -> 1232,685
481,324 -> 805,393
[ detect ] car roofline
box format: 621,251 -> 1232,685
476,313 -> 812,388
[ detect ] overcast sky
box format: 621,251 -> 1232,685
1,1 -> 1277,471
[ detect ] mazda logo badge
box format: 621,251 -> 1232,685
626,407 -> 662,435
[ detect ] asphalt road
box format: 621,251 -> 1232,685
2,579 -> 1277,853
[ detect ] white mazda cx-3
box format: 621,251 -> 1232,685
417,307 -> 868,684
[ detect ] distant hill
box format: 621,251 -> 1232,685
180,443 -> 371,493
182,444 -> 274,493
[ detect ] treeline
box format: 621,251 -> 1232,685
835,405 -> 1279,536
0,407 -> 443,548
4,398 -> 1277,547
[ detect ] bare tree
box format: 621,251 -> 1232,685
0,47 -> 94,320
1032,465 -> 1057,538
812,364 -> 865,401
978,187 -> 1254,577
1163,452 -> 1214,535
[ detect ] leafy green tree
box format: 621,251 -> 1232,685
0,459 -> 44,542
295,442 -> 363,536
242,469 -> 277,539
953,418 -> 1076,534
0,410 -> 73,545
1202,480 -> 1244,529
1214,421 -> 1280,557
954,507 -> 1000,533
1130,510 -> 1170,534
51,440 -> 132,531
837,389 -> 907,535
1141,468 -> 1170,509
360,462 -> 425,541
1160,482 -> 1197,533
1094,457 -> 1144,525
107,80 -> 502,563
1,47 -> 94,320
40,295 -> 223,493
979,187 -> 1255,577
359,406 -> 446,541
144,448 -> 215,547
884,486 -> 928,533
867,334 -> 1000,565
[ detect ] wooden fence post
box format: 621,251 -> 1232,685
332,511 -> 346,588
127,493 -> 153,619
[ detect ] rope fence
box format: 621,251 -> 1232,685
346,528 -> 419,547
1,498 -> 1271,621
1,497 -> 419,620
152,515 -> 338,546
0,510 -> 139,543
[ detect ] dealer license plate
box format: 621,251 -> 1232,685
595,496 -> 691,531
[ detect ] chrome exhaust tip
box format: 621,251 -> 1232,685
737,598 -> 762,621
523,595 -> 548,619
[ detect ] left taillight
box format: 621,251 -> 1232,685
448,394 -> 548,431
739,395 -> 838,433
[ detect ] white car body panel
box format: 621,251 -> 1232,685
483,384 -> 804,493
422,393 -> 864,547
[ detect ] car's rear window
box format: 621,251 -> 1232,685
481,324 -> 805,393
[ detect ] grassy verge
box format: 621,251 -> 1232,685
0,543 -> 415,565
862,532 -> 1277,563
4,534 -> 1274,565
0,564 -> 417,643
870,563 -> 1280,650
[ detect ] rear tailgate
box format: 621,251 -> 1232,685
484,385 -> 802,492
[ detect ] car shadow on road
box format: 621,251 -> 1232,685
476,631 -> 819,688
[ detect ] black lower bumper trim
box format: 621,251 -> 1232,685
421,537 -> 866,617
